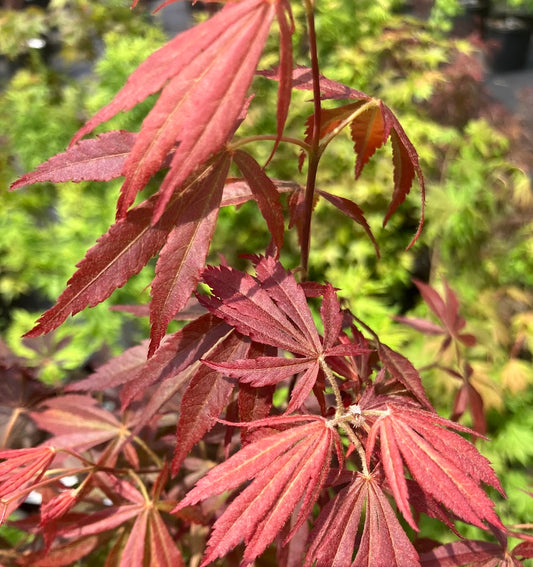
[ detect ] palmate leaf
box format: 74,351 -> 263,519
304,473 -> 420,567
31,395 -> 135,454
199,265 -> 315,356
413,279 -> 477,347
200,258 -> 369,411
263,66 -> 425,247
364,404 -> 504,532
174,416 -> 337,566
70,0 -> 276,222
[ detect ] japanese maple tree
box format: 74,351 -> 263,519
2,0 -> 530,565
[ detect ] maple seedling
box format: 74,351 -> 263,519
3,0 -> 530,565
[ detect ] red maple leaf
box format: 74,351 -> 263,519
304,472 -> 421,567
394,278 -> 477,350
199,257 -> 366,411
174,416 -> 340,566
364,403 -> 505,532
70,0 -> 277,222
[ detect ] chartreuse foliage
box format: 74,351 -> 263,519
1,0 -> 532,566
0,27 -> 167,376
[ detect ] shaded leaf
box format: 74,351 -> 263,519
171,331 -> 251,474
419,540 -> 506,567
58,505 -> 143,540
121,314 -> 230,410
16,535 -> 101,567
377,343 -> 433,410
66,341 -> 149,392
32,395 -> 131,453
258,65 -> 368,101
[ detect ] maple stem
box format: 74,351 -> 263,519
319,357 -> 343,415
1,407 -> 22,448
128,469 -> 151,503
301,0 -> 322,274
339,423 -> 369,476
230,134 -> 311,153
134,434 -> 163,468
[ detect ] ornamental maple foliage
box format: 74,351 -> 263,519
3,0 -> 532,566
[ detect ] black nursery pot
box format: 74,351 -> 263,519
452,0 -> 491,38
486,17 -> 531,71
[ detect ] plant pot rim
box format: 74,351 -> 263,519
486,16 -> 530,29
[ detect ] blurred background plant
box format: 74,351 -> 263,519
1,0 -> 531,548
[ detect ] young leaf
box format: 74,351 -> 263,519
148,154 -> 231,354
265,66 -> 425,247
351,100 -> 390,178
10,131 -> 136,190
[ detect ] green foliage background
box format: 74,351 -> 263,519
1,0 -> 531,545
